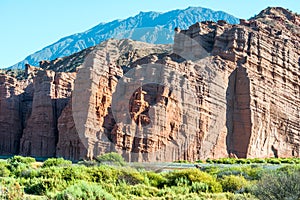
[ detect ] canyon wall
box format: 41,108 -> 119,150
0,7 -> 299,161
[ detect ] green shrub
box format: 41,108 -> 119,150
216,158 -> 237,164
217,166 -> 263,181
0,161 -> 10,177
278,158 -> 290,164
129,184 -> 159,197
24,178 -> 67,195
8,156 -> 36,165
236,159 -> 251,164
113,180 -> 131,198
277,165 -> 300,174
253,170 -> 300,200
96,152 -> 125,166
20,168 -> 39,179
6,156 -> 36,177
241,166 -> 264,180
206,158 -> 214,164
217,169 -> 246,179
38,166 -> 64,179
87,165 -> 119,183
42,158 -> 72,168
174,160 -> 190,163
38,165 -> 91,185
265,158 -> 281,164
7,162 -> 30,178
55,181 -> 114,200
292,158 -> 300,164
163,185 -> 191,196
201,166 -> 221,175
165,169 -> 222,192
60,166 -> 91,182
190,182 -> 209,193
250,158 -> 266,164
118,167 -> 144,185
0,179 -> 24,200
220,175 -> 249,193
142,171 -> 166,187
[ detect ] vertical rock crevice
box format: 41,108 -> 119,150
226,66 -> 252,158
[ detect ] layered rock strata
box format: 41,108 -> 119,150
0,7 -> 299,161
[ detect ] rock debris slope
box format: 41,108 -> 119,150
0,7 -> 299,161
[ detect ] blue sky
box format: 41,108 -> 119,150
0,0 -> 299,68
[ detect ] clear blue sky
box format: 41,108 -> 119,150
0,0 -> 299,68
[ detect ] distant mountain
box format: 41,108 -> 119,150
9,7 -> 239,69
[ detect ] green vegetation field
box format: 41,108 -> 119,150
0,154 -> 300,200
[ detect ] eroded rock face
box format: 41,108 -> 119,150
19,70 -> 76,157
56,99 -> 87,160
177,7 -> 300,158
0,75 -> 23,154
0,7 -> 299,161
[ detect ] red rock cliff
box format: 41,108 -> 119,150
0,7 -> 299,161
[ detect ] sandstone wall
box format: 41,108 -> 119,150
0,75 -> 23,154
16,69 -> 75,158
172,7 -> 300,158
0,8 -> 299,161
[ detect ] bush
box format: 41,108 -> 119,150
265,158 -> 281,164
118,168 -> 144,185
38,166 -> 64,180
87,165 -> 119,183
0,178 -> 24,199
42,158 -> 72,168
250,158 -> 266,164
216,166 -> 263,181
60,166 -> 91,182
253,170 -> 300,200
236,159 -> 251,164
20,169 -> 38,179
96,152 -> 125,166
190,182 -> 209,193
220,175 -> 249,193
24,177 -> 67,195
0,161 -> 10,177
174,160 -> 190,163
55,181 -> 114,200
292,158 -> 300,164
217,168 -> 246,179
8,156 -> 35,165
165,169 -> 222,192
40,165 -> 109,184
215,158 -> 237,164
277,165 -> 300,174
129,184 -> 159,197
6,156 -> 36,177
142,171 -> 166,187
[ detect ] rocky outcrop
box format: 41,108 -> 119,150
0,63 -> 76,158
72,7 -> 299,161
0,75 -> 23,154
0,39 -> 170,160
0,7 -> 299,161
56,99 -> 87,160
19,70 -> 76,158
57,39 -> 172,161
